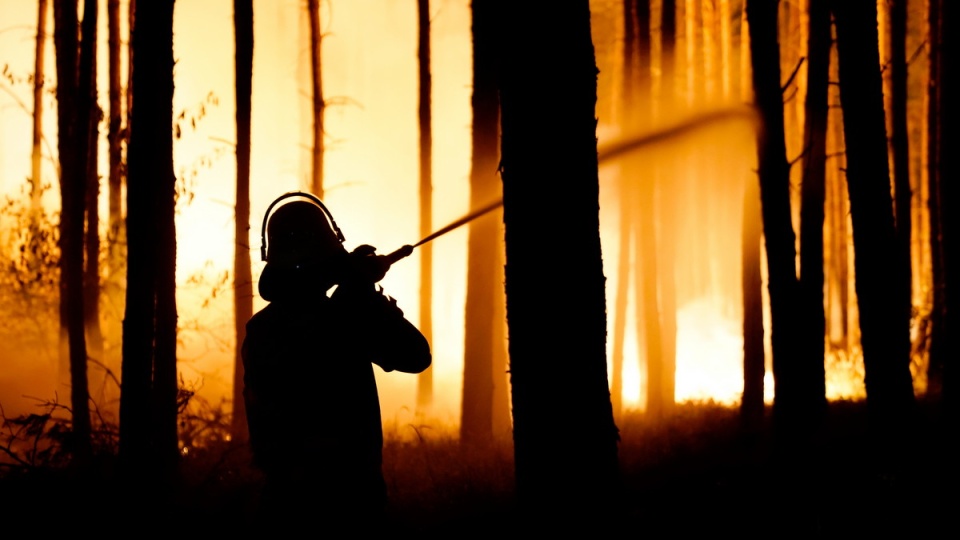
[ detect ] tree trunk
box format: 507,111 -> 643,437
107,0 -> 125,293
307,0 -> 324,198
120,0 -> 179,493
745,0 -> 805,442
499,0 -> 620,524
937,0 -> 955,422
460,0 -> 504,446
658,0 -> 678,419
926,0 -> 944,397
610,0 -> 638,419
232,0 -> 253,442
832,0 -> 917,461
889,0 -> 913,373
53,0 -> 92,462
739,2 -> 766,431
31,0 -> 48,211
416,0 -> 434,410
797,0 -> 830,421
101,0 -> 125,412
83,0 -> 104,373
631,0 -> 667,418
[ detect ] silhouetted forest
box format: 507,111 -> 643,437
0,0 -> 955,534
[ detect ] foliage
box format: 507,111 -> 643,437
0,186 -> 60,362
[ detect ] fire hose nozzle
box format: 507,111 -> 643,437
384,244 -> 414,265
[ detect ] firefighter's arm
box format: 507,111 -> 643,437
332,284 -> 431,374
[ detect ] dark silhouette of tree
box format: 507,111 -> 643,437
460,0 -> 508,447
82,0 -> 104,375
739,4 -> 765,433
120,0 -> 179,493
232,0 -> 253,441
745,0 -> 808,444
926,0 -> 945,397
499,0 -> 620,524
936,0 -> 955,421
307,0 -> 325,198
797,0 -> 830,422
889,0 -> 913,350
416,0 -> 434,410
107,0 -> 125,294
31,0 -> 48,212
53,0 -> 94,462
832,0 -> 917,461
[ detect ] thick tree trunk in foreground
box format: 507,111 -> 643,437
120,0 -> 179,493
499,1 -> 620,525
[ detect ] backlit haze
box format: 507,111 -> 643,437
0,0 -> 871,435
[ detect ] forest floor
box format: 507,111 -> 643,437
0,397 -> 953,536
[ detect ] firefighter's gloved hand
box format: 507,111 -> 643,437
346,244 -> 391,284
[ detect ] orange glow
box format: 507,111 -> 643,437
5,0 -> 936,439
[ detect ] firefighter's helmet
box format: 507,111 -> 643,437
261,193 -> 346,270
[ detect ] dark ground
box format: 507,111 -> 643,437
0,397 -> 953,536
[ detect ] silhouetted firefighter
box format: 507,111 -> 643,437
242,192 -> 431,530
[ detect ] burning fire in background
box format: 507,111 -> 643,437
1,0 -> 931,434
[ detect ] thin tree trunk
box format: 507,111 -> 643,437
797,0 -> 830,421
739,0 -> 765,432
926,0 -> 944,397
745,0 -> 804,442
832,0 -> 917,461
416,0 -> 434,410
232,0 -> 253,442
54,0 -> 92,462
889,0 -> 913,371
307,0 -> 324,198
107,0 -> 124,288
31,0 -> 48,211
632,0 -> 666,418
460,0 -> 504,446
83,0 -> 104,371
